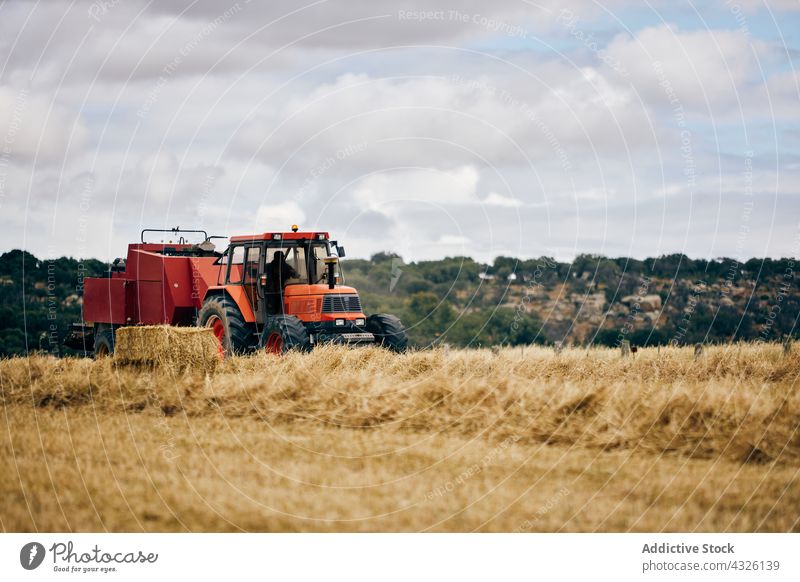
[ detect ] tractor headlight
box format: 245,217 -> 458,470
335,319 -> 345,326
355,318 -> 365,326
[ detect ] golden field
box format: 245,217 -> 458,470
1,343 -> 798,532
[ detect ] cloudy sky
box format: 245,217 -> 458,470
0,0 -> 798,262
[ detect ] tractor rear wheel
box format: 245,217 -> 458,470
93,323 -> 115,357
367,314 -> 408,352
197,295 -> 252,356
261,316 -> 310,355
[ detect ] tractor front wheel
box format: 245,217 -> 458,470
261,316 -> 310,355
197,295 -> 252,356
367,314 -> 408,352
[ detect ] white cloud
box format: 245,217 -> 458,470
572,187 -> 615,201
351,165 -> 480,214
255,200 -> 306,230
605,25 -> 769,110
483,191 -> 523,207
0,1 -> 796,264
0,87 -> 88,164
729,0 -> 800,10
233,66 -> 660,182
437,234 -> 470,246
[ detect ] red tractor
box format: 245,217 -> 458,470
67,227 -> 407,355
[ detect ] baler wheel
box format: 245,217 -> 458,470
93,323 -> 115,357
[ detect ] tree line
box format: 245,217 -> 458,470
0,249 -> 796,356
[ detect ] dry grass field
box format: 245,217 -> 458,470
1,343 -> 799,532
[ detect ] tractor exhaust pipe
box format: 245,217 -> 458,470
324,256 -> 338,289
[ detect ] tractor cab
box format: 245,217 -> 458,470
222,226 -> 347,323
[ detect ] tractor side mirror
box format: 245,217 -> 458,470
337,245 -> 346,258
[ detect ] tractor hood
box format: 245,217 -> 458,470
284,284 -> 359,297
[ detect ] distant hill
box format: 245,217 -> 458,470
0,249 -> 797,356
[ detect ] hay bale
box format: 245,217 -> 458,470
114,326 -> 220,373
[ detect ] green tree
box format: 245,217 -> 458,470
405,291 -> 456,345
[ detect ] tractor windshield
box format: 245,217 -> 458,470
264,242 -> 333,286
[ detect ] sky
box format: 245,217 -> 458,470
0,0 -> 798,263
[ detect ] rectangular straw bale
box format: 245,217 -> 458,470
114,325 -> 220,373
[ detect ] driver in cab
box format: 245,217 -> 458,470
264,251 -> 298,314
